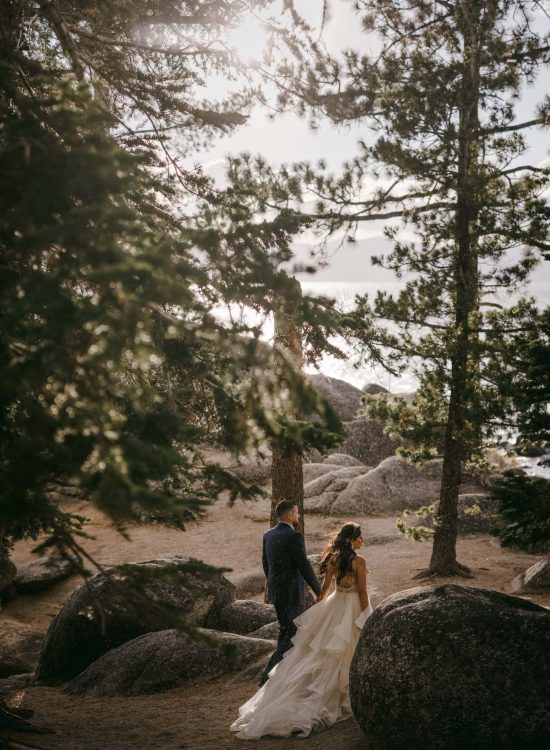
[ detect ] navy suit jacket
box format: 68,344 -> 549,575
262,522 -> 321,609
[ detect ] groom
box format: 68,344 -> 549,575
259,498 -> 321,686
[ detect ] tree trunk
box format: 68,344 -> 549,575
271,448 -> 305,533
270,277 -> 305,535
417,0 -> 494,578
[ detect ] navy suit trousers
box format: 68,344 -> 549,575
259,597 -> 303,685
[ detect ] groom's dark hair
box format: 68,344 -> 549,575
275,498 -> 296,518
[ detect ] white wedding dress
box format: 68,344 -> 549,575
230,583 -> 373,739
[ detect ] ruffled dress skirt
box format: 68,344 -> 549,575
230,586 -> 372,739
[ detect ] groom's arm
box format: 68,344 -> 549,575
290,533 -> 321,597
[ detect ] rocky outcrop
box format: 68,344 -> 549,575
304,466 -> 370,513
309,374 -> 363,422
513,556 -> 550,593
208,600 -> 276,635
338,419 -> 399,466
332,455 -> 487,515
350,584 -> 550,750
303,463 -> 343,483
322,453 -> 365,467
14,556 -> 75,594
66,628 -> 275,697
303,456 -> 487,516
361,383 -> 389,395
0,622 -> 44,678
35,557 -> 235,684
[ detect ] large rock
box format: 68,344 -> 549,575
35,557 -> 235,684
309,374 -> 363,421
332,455 -> 482,515
513,556 -> 550,593
303,462 -> 342,483
304,466 -> 371,513
208,600 -> 276,635
249,621 -> 278,639
304,466 -> 369,499
451,493 -> 500,534
323,453 -> 365,467
338,419 -> 399,466
66,628 -> 275,697
14,556 -> 75,594
331,455 -> 443,514
350,584 -> 550,750
228,569 -> 265,598
0,622 -> 44,677
230,459 -> 271,485
361,383 -> 389,395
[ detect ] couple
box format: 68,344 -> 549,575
231,498 -> 372,740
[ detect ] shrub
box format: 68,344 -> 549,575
491,474 -> 550,553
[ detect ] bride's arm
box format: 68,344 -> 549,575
316,560 -> 334,603
355,557 -> 369,610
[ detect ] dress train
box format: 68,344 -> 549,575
230,585 -> 372,739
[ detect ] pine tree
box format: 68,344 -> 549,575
0,1 -> 342,566
227,0 -> 550,576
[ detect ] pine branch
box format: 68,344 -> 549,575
66,25 -> 229,58
501,165 -> 547,175
482,116 -> 550,134
39,2 -> 84,79
308,200 -> 454,223
137,13 -> 227,26
509,43 -> 550,62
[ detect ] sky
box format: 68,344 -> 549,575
185,0 -> 550,284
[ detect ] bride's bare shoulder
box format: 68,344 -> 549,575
354,555 -> 369,573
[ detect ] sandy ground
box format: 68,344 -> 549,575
3,492 -> 548,750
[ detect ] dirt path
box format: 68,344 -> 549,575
4,494 -> 548,749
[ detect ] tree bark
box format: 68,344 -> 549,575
270,277 -> 305,535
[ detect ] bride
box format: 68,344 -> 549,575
230,522 -> 372,739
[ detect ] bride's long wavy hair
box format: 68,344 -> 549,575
319,523 -> 362,583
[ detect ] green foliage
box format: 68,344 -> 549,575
396,503 -> 439,542
491,475 -> 550,554
0,1 -> 343,562
228,0 -> 550,574
228,1 -> 550,471
511,307 -> 550,443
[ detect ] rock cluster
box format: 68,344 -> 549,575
35,557 -> 235,684
35,556 -> 278,695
